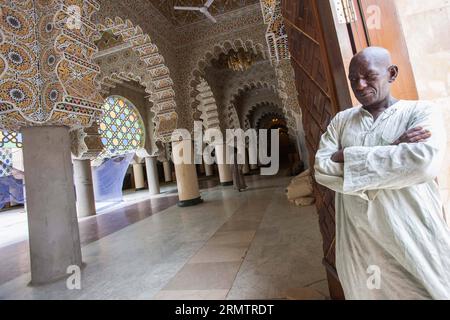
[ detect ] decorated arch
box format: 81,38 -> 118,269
94,17 -> 178,146
189,39 -> 268,129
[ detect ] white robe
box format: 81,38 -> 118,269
314,100 -> 450,299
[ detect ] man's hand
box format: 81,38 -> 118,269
331,149 -> 345,163
391,126 -> 431,145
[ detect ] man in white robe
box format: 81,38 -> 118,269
314,47 -> 450,299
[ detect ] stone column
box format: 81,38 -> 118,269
133,163 -> 146,190
73,159 -> 96,217
163,160 -> 172,182
172,139 -> 203,207
215,144 -> 233,186
204,163 -> 214,177
242,149 -> 250,175
22,126 -> 82,285
145,156 -> 160,195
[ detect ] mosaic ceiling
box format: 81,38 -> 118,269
148,0 -> 259,26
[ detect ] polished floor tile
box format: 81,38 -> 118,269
0,174 -> 329,300
153,289 -> 228,300
163,262 -> 243,291
189,243 -> 249,263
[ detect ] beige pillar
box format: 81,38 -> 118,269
22,126 -> 82,285
204,163 -> 214,177
133,163 -> 146,190
145,156 -> 160,195
172,139 -> 203,207
73,159 -> 96,217
163,160 -> 172,182
215,144 -> 233,186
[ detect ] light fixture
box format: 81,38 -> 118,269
227,49 -> 255,72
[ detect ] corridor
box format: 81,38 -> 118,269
0,175 -> 328,300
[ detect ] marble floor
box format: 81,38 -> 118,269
0,173 -> 329,300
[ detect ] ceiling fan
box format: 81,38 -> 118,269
174,0 -> 217,23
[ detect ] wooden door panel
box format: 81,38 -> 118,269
283,0 -> 345,300
352,0 -> 419,99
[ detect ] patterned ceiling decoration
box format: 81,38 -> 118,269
188,39 -> 267,130
260,0 -> 289,64
97,95 -> 145,158
247,101 -> 284,129
274,60 -> 300,133
148,0 -> 260,27
95,17 -> 178,144
210,47 -> 263,71
0,0 -> 104,132
94,30 -> 124,51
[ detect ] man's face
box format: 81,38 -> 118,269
348,58 -> 392,107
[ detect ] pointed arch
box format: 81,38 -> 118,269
95,17 -> 178,146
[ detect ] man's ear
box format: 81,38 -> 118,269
388,65 -> 399,83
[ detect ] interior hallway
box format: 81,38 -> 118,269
0,174 -> 328,300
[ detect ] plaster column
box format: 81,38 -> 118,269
242,149 -> 250,175
204,163 -> 214,177
163,160 -> 172,182
73,159 -> 96,217
172,139 -> 203,207
215,144 -> 233,186
133,163 -> 146,190
145,156 -> 160,195
22,126 -> 82,285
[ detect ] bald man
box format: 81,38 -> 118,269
314,47 -> 450,299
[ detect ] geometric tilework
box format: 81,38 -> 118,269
98,96 -> 145,158
0,148 -> 12,177
0,131 -> 22,149
0,0 -> 103,131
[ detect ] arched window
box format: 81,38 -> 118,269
98,96 -> 145,158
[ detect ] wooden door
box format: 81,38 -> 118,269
282,0 -> 347,300
349,0 -> 418,99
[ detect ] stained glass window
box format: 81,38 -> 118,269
99,96 -> 145,158
0,131 -> 23,149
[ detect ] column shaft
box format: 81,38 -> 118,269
22,126 -> 82,285
204,163 -> 214,177
73,159 -> 96,217
145,156 -> 160,195
133,163 -> 145,190
163,161 -> 172,182
172,139 -> 203,207
215,144 -> 233,186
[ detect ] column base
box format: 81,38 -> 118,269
177,197 -> 203,207
221,181 -> 233,186
135,187 -> 146,191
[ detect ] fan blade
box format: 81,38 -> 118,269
203,10 -> 217,23
174,6 -> 201,11
204,0 -> 214,8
